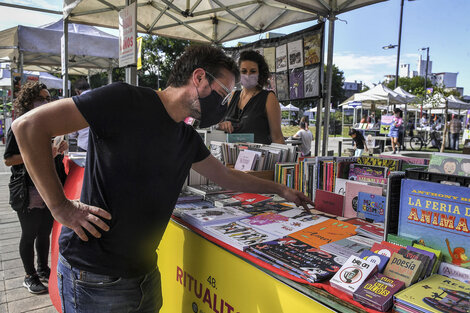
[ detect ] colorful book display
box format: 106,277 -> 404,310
398,179 -> 470,268
353,274 -> 405,311
344,181 -> 382,218
394,274 -> 470,313
330,255 -> 378,295
438,262 -> 470,284
359,250 -> 389,273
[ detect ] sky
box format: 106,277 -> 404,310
1,0 -> 469,95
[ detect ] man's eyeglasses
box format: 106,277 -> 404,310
205,71 -> 233,106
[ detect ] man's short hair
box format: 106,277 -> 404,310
74,79 -> 90,92
167,45 -> 239,88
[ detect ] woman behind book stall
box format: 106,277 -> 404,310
4,82 -> 67,294
218,50 -> 285,144
389,108 -> 404,154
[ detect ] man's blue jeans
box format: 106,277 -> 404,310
58,254 -> 162,313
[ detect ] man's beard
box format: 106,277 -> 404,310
189,98 -> 201,120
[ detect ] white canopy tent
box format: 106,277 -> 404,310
62,0 -> 387,156
423,93 -> 470,111
393,86 -> 416,102
342,83 -> 407,105
281,103 -> 299,124
0,68 -> 71,90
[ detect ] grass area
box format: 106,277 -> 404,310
281,125 -> 349,138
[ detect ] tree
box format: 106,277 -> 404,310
385,76 -> 433,97
324,64 -> 345,108
138,35 -> 192,89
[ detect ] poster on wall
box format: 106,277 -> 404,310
304,66 -> 320,98
264,47 -> 276,72
288,39 -> 303,69
276,72 -> 289,101
303,32 -> 321,66
275,44 -> 288,72
289,69 -> 304,99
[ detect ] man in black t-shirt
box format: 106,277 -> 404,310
11,45 -> 313,312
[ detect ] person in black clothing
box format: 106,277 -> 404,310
4,81 -> 67,294
349,128 -> 369,156
11,45 -> 312,312
218,50 -> 285,144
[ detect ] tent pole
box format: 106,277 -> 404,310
315,98 -> 322,156
322,14 -> 336,156
108,68 -> 113,85
125,0 -> 138,86
62,18 -> 69,97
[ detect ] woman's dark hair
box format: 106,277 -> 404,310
167,45 -> 239,87
394,108 -> 403,117
239,50 -> 270,88
13,81 -> 48,117
349,128 -> 358,136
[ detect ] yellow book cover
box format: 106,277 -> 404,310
289,219 -> 356,248
394,274 -> 470,313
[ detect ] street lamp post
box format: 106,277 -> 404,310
420,47 -> 429,118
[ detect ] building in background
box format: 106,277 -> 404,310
343,81 -> 362,99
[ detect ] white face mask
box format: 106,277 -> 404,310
240,74 -> 259,89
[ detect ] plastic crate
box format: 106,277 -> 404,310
405,167 -> 470,187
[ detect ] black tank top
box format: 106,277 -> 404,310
224,89 -> 272,144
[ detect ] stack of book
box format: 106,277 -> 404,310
181,207 -> 251,227
353,273 -> 405,311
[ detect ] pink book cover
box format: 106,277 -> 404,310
314,189 -> 344,216
344,181 -> 382,218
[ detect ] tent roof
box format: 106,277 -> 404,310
63,0 -> 386,44
423,93 -> 470,110
0,68 -> 70,89
0,19 -> 119,75
393,86 -> 416,101
282,103 -> 299,111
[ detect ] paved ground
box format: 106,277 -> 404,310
0,144 -> 56,313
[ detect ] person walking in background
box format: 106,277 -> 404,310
449,114 -> 462,150
388,108 -> 403,154
349,128 -> 368,156
293,121 -> 313,157
4,82 -> 67,294
218,50 -> 285,144
69,79 -> 91,151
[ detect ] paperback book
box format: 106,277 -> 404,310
186,184 -> 231,196
248,237 -> 343,282
398,248 -> 430,281
359,250 -> 389,273
319,235 -> 378,260
344,181 -> 382,218
357,192 -> 386,223
173,201 -> 213,218
330,255 -> 378,295
406,245 -> 436,278
289,219 -> 357,248
398,179 -> 470,268
181,207 -> 251,226
371,242 -> 401,258
383,252 -> 423,287
353,273 -> 405,311
314,189 -> 344,216
394,274 -> 470,313
438,262 -> 470,284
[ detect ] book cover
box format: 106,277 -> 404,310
353,273 -> 405,311
359,250 -> 389,273
249,237 -> 343,282
356,223 -> 384,242
394,274 -> 470,313
383,252 -> 423,287
330,255 -> 378,295
356,175 -> 388,185
232,193 -> 271,205
275,44 -> 287,72
398,248 -> 430,280
314,189 -> 344,216
275,72 -> 289,101
438,262 -> 470,284
177,190 -> 204,203
234,149 -> 259,171
344,181 -> 382,218
226,133 -> 254,143
357,156 -> 401,172
205,221 -> 277,251
213,197 -> 242,207
398,179 -> 470,268
303,31 -> 321,66
287,39 -> 303,69
186,184 -> 230,196
428,153 -> 470,177
357,192 -> 386,223
173,200 -> 213,218
334,178 -> 349,196
320,235 -> 378,260
181,207 -> 251,226
289,69 -> 304,99
371,242 -> 401,258
407,245 -> 436,278
289,219 -> 357,248
304,66 -> 320,98
386,234 -> 416,248
348,164 -> 387,181
239,201 -> 294,216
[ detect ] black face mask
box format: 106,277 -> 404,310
198,90 -> 227,128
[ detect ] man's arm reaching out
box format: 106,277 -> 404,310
12,98 -> 111,241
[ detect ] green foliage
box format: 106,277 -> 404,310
385,76 -> 433,97
139,35 -> 192,89
324,64 -> 345,107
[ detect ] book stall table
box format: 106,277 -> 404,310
48,156 -> 376,313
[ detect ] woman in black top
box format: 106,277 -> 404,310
4,82 -> 67,294
218,50 -> 285,144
